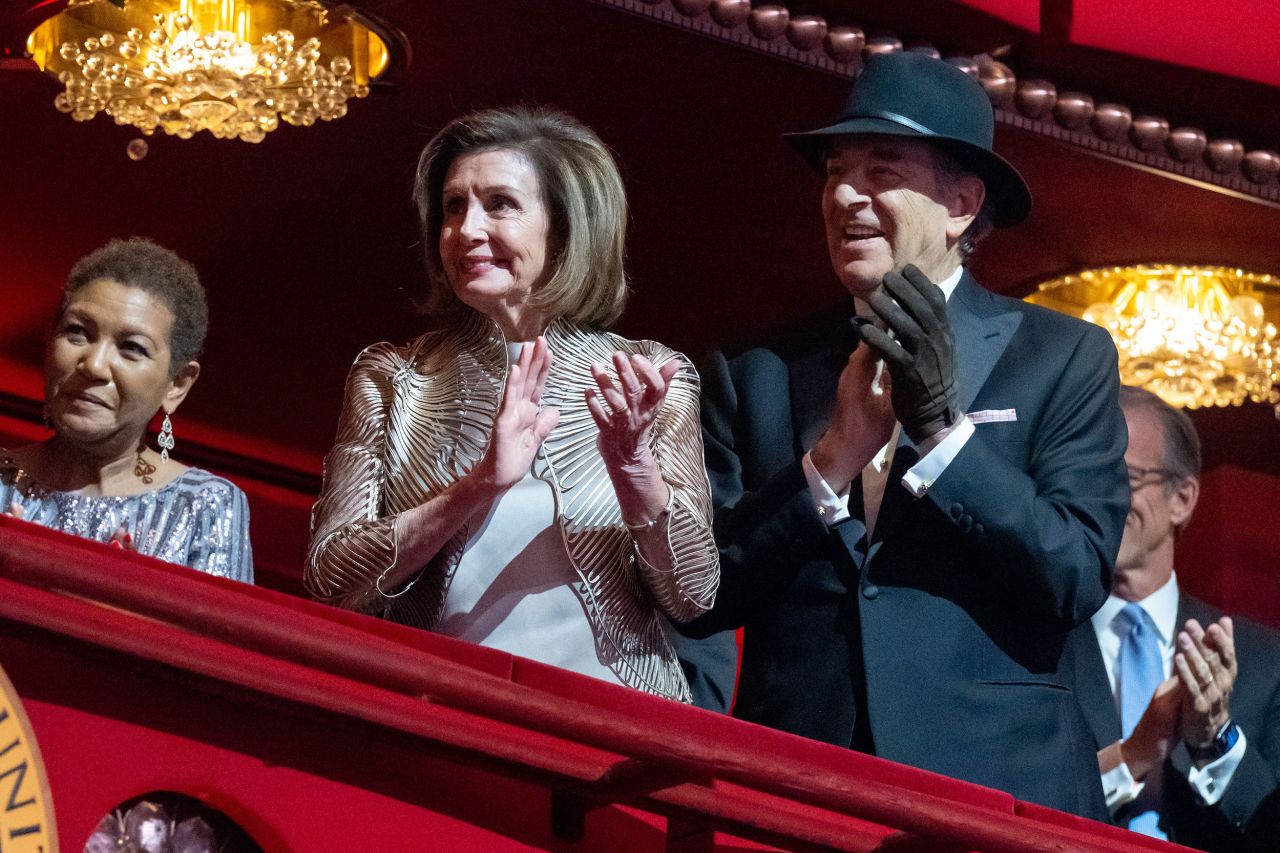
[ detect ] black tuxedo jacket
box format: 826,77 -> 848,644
1066,594 -> 1280,850
683,272 -> 1129,819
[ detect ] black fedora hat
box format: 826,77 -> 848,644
785,51 -> 1031,227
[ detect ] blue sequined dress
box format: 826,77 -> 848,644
0,452 -> 253,583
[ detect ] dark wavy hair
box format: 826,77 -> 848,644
61,238 -> 208,374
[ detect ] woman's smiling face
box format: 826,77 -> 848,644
438,148 -> 553,338
45,278 -> 180,448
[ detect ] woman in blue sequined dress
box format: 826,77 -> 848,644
0,238 -> 252,582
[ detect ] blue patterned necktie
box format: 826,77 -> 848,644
1117,602 -> 1167,839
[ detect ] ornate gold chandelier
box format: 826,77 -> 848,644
26,0 -> 393,143
1028,265 -> 1280,409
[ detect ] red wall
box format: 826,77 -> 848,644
1178,464 -> 1280,630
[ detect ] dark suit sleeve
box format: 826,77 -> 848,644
665,622 -> 739,713
923,323 -> 1129,631
1217,717 -> 1280,836
1170,620 -> 1280,849
675,349 -> 839,636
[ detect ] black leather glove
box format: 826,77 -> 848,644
858,264 -> 960,444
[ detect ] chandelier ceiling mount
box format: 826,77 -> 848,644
26,0 -> 400,143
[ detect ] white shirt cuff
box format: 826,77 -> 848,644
1100,760 -> 1144,812
1187,730 -> 1247,806
802,450 -> 850,526
901,416 -> 975,497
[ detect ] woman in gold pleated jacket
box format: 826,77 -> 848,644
306,107 -> 719,702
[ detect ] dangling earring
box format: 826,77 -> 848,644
157,412 -> 175,465
42,404 -> 52,432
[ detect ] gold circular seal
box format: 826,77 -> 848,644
0,664 -> 58,853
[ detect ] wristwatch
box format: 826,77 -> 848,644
1193,719 -> 1241,762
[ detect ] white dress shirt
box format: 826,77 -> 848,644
1092,572 -> 1246,811
802,265 -> 974,534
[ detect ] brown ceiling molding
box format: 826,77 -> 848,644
587,0 -> 857,74
584,0 -> 1280,205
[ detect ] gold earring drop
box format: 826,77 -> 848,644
134,441 -> 156,484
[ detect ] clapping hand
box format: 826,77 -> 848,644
586,352 -> 680,524
473,336 -> 561,492
1175,617 -> 1238,763
810,341 -> 896,493
1120,674 -> 1185,781
858,264 -> 960,445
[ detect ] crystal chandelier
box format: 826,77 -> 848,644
1028,265 -> 1280,408
25,0 -> 393,143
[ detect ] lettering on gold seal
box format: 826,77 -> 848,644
0,665 -> 57,853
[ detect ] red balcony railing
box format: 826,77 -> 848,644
0,517 -> 1189,852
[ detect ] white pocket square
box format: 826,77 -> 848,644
968,408 -> 1017,424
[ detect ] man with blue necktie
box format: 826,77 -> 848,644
1066,387 -> 1280,850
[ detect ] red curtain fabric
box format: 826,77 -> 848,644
955,0 -> 1280,88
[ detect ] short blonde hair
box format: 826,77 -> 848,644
413,106 -> 629,328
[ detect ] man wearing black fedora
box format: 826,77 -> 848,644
676,52 -> 1129,818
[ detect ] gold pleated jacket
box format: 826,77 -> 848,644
306,314 -> 720,702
